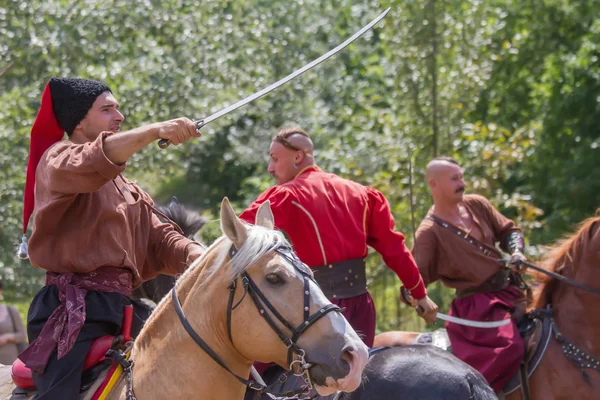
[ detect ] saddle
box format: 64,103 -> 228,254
10,305 -> 134,400
502,306 -> 553,396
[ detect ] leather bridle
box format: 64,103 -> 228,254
172,242 -> 343,398
502,259 -> 600,296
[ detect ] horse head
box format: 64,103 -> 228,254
513,215 -> 600,400
200,198 -> 368,395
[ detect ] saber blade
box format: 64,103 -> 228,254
158,7 -> 391,148
436,312 -> 512,328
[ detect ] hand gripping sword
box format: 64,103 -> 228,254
158,7 -> 391,148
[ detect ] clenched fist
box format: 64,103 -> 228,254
154,117 -> 201,146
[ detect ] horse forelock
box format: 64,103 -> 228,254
531,216 -> 600,309
190,224 -> 289,288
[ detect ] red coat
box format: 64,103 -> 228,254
240,166 -> 426,299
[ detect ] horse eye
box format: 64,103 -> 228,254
266,273 -> 282,285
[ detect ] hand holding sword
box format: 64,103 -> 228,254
154,117 -> 201,146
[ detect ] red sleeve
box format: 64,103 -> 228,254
239,186 -> 294,230
366,188 -> 427,299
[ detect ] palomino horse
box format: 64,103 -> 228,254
108,198 -> 368,399
504,214 -> 600,400
1,198 -> 368,400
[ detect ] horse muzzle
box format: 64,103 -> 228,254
309,342 -> 368,395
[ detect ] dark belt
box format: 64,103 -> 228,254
312,258 -> 367,300
456,269 -> 528,299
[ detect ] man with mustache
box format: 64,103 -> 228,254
411,156 -> 527,394
17,77 -> 204,399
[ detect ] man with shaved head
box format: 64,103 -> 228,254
240,128 -> 438,352
412,156 -> 528,394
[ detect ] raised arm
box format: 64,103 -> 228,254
103,117 -> 199,165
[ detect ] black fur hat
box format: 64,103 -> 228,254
48,77 -> 112,134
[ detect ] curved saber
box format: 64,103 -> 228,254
435,311 -> 512,328
402,287 -> 511,328
158,7 -> 391,148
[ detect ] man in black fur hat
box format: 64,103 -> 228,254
17,77 -> 204,399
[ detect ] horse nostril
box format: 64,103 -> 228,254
341,346 -> 355,369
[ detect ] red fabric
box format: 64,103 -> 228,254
446,286 -> 525,392
18,267 -> 132,374
240,166 -> 426,299
252,293 -> 376,377
23,83 -> 64,233
332,292 -> 376,347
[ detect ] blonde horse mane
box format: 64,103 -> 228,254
530,214 -> 600,309
137,223 -> 289,344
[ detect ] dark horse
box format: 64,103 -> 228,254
251,345 -> 495,400
131,197 -> 205,304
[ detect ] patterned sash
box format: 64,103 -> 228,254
19,267 -> 132,374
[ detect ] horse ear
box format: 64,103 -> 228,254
255,201 -> 275,230
220,197 -> 247,249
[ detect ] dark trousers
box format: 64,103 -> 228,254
27,286 -> 152,400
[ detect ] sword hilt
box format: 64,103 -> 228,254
157,119 -> 205,149
401,286 -> 424,316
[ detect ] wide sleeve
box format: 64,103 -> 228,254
39,132 -> 125,194
412,224 -> 440,287
475,195 -> 522,244
239,185 -> 294,230
366,188 -> 427,299
143,213 -> 200,279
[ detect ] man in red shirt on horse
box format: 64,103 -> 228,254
240,128 -> 438,351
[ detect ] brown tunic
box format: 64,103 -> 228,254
412,194 -> 522,290
28,132 -> 196,287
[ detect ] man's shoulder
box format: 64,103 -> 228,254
295,169 -> 364,190
464,193 -> 493,208
43,139 -> 76,158
257,183 -> 293,202
416,217 -> 436,235
321,171 -> 369,191
36,141 -> 77,174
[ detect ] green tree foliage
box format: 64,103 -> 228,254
1,0 -> 597,330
